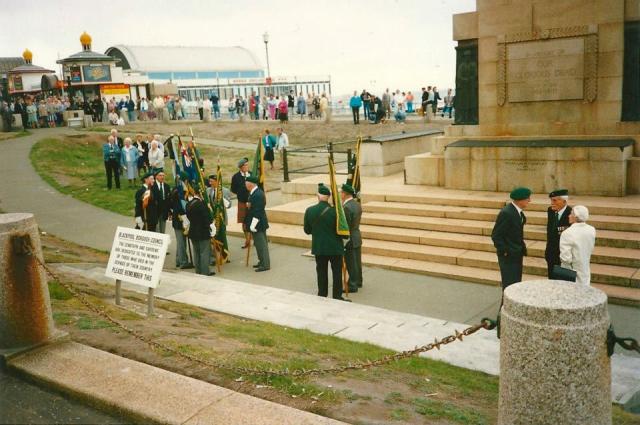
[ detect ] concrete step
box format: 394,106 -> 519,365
354,253 -> 640,308
376,192 -> 640,217
229,222 -> 640,289
358,224 -> 640,268
363,201 -> 640,232
266,200 -> 640,249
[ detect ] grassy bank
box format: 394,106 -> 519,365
30,134 -> 309,217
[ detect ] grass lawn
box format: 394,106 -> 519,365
30,134 -> 311,217
40,233 -> 639,425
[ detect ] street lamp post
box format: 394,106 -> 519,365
263,32 -> 271,78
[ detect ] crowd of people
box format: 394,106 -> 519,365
348,86 -> 454,125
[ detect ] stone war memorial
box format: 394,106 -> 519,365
405,0 -> 640,196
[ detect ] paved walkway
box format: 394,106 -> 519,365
57,263 -> 640,407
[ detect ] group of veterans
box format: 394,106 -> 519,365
303,183 -> 362,301
492,187 -> 597,290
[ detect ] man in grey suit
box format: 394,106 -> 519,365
244,176 -> 270,272
206,174 -> 232,221
341,184 -> 362,293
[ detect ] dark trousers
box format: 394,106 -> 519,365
498,254 -> 523,290
253,230 -> 270,269
351,107 -> 360,124
104,159 -> 120,189
316,255 -> 343,299
546,255 -> 559,279
363,102 -> 370,119
345,245 -> 362,290
192,238 -> 211,275
198,107 -> 204,120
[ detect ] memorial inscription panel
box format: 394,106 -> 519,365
507,37 -> 584,102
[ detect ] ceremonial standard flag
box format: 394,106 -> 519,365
329,155 -> 350,237
212,163 -> 230,265
347,135 -> 362,197
252,136 -> 266,190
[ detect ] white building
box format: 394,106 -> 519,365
8,49 -> 57,96
104,45 -> 331,101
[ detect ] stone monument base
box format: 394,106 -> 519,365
405,135 -> 640,196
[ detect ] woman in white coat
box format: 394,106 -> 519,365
559,205 -> 596,285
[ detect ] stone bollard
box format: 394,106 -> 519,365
0,213 -> 56,355
499,280 -> 611,425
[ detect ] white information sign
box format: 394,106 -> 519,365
105,226 -> 170,288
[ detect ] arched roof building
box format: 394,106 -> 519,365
103,44 -> 330,102
105,45 -> 264,80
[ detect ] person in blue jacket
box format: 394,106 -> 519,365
102,135 -> 121,189
349,91 -> 363,124
262,129 -> 277,170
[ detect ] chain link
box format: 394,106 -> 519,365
29,246 -> 496,377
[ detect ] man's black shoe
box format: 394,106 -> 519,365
180,263 -> 194,269
207,271 -> 216,276
338,297 -> 352,302
255,267 -> 270,272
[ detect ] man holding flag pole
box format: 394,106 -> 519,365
244,135 -> 267,267
303,153 -> 351,301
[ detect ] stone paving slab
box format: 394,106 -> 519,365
8,342 -> 345,425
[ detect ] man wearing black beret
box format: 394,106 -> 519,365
545,189 -> 572,278
491,187 -> 531,290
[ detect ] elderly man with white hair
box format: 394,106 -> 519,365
559,205 -> 596,285
110,128 -> 123,148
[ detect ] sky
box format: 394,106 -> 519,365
1,0 -> 476,97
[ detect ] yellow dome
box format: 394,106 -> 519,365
80,31 -> 92,46
22,48 -> 33,61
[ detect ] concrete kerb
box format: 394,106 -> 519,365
7,341 -> 345,425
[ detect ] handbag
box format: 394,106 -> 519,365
552,265 -> 577,282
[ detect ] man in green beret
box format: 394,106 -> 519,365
304,184 -> 348,300
545,189 -> 572,278
341,184 -> 362,293
491,187 -> 531,290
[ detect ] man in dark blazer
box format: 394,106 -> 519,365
341,184 -> 362,293
244,176 -> 270,272
304,184 -> 347,300
545,189 -> 572,278
491,187 -> 532,290
151,169 -> 171,234
186,193 -> 214,276
134,172 -> 159,231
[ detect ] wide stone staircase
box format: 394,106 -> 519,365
228,187 -> 640,306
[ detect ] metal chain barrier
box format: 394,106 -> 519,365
607,325 -> 640,356
29,245 -> 497,377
